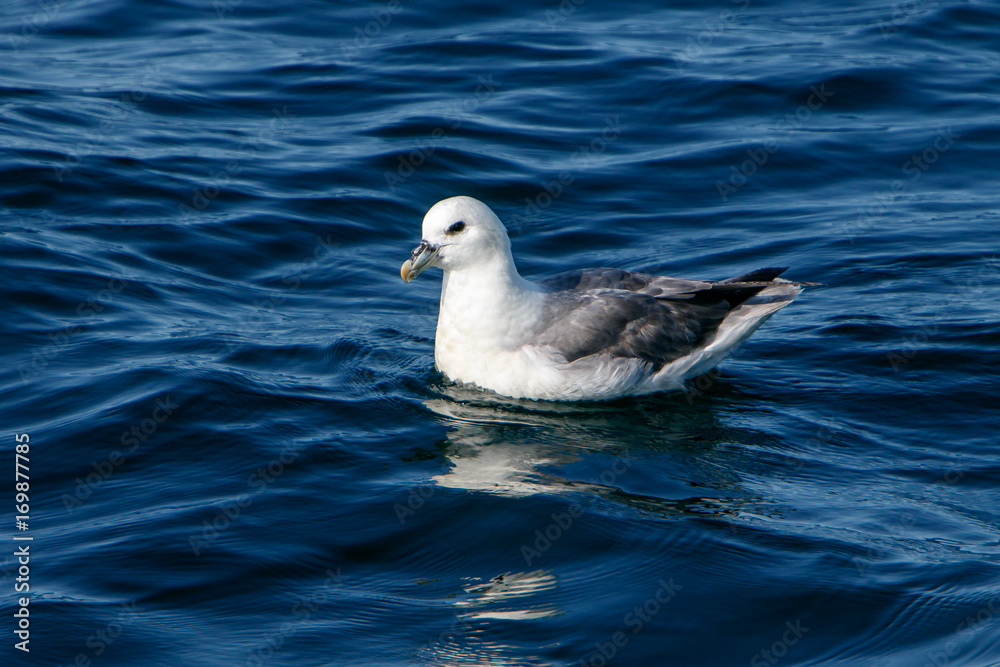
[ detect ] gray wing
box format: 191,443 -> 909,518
529,267 -> 794,369
528,288 -> 729,370
537,268 -> 712,298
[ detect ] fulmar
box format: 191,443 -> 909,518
400,196 -> 812,401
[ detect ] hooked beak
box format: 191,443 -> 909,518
400,240 -> 440,283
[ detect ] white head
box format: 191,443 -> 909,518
400,196 -> 513,282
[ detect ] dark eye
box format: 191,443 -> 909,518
446,221 -> 466,234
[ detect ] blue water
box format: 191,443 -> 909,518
3,0 -> 1000,665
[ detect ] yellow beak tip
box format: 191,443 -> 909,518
400,260 -> 412,283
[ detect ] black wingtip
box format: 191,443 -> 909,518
721,266 -> 789,284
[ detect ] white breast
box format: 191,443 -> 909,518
433,261 -> 604,398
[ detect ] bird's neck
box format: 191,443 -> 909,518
443,252 -> 532,296
437,256 -> 541,344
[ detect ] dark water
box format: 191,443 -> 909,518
3,0 -> 1000,665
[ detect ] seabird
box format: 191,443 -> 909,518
401,196 -> 811,401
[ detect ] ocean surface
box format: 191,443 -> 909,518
2,0 -> 1000,665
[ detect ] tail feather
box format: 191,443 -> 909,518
652,281 -> 802,387
672,266 -> 790,310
